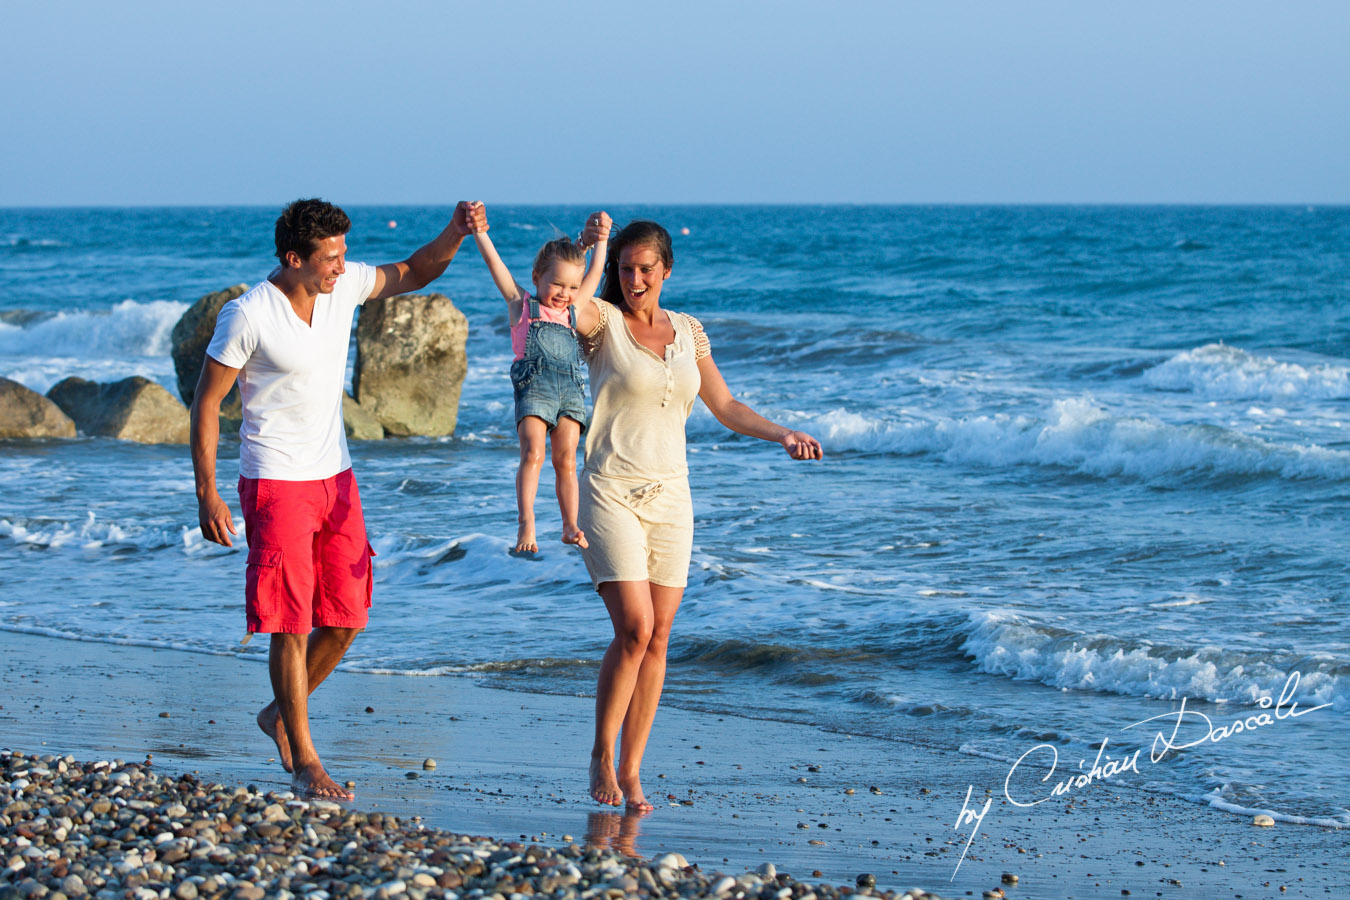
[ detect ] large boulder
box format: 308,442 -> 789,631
47,376 -> 190,444
354,293 -> 468,437
343,392 -> 384,441
170,284 -> 248,417
0,377 -> 76,439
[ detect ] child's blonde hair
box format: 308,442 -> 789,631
532,237 -> 586,280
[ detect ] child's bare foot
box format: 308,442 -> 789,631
291,762 -> 353,801
589,754 -> 622,806
257,703 -> 292,773
562,523 -> 588,549
514,520 -> 538,554
618,773 -> 653,812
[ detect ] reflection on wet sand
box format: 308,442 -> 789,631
585,808 -> 650,858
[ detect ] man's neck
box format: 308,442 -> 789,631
268,269 -> 319,325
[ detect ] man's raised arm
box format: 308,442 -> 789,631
370,201 -> 488,301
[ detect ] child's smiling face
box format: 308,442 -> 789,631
533,260 -> 585,309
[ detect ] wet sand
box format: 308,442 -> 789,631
1,630 -> 1343,898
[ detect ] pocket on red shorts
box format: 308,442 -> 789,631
363,542 -> 376,608
246,546 -> 283,621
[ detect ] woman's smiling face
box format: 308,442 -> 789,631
618,244 -> 671,311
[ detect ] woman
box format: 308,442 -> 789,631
572,217 -> 822,810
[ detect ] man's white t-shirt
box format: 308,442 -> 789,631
206,262 -> 377,480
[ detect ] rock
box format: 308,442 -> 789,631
1253,814 -> 1275,827
711,876 -> 737,896
342,393 -> 384,440
353,293 -> 468,436
47,377 -> 189,444
654,853 -> 688,870
857,874 -> 876,888
60,875 -> 87,897
756,863 -> 776,879
170,284 -> 248,415
422,759 -> 436,770
0,377 -> 76,439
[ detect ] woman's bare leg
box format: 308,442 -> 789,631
591,580 -> 656,805
616,582 -> 683,810
550,417 -> 587,547
514,417 -> 548,552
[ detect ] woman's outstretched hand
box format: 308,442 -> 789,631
780,430 -> 823,460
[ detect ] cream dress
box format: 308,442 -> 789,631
577,298 -> 711,588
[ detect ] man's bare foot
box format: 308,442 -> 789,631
618,773 -> 653,812
514,521 -> 538,554
562,523 -> 588,549
589,755 -> 622,806
257,703 -> 292,773
292,762 -> 353,801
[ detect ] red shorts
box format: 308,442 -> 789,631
237,468 -> 374,634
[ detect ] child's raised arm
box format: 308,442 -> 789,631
577,211 -> 612,302
470,206 -> 527,323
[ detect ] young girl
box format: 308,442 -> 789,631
472,208 -> 611,553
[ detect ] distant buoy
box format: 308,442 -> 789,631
388,220 -> 398,229
680,227 -> 690,236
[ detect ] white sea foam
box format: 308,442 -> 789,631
0,513 -> 226,556
801,398 -> 1350,482
1142,344 -> 1350,401
960,609 -> 1346,713
0,300 -> 186,359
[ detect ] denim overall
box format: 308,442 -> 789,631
510,299 -> 587,430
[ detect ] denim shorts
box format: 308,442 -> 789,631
511,360 -> 587,431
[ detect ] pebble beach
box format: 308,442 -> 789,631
0,750 -> 953,900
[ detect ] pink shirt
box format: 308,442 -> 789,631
511,294 -> 575,360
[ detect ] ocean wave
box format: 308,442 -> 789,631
0,512 -> 198,553
0,299 -> 186,358
1142,344 -> 1350,401
797,398 -> 1350,483
959,609 -> 1347,713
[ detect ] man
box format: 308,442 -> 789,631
190,198 -> 484,799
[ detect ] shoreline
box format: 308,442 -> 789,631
2,630 -> 1345,899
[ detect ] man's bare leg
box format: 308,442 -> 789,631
268,627 -> 359,799
257,626 -> 357,772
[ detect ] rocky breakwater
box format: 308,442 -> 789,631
171,285 -> 248,428
354,294 -> 468,438
47,377 -> 189,444
0,378 -> 75,440
1,750 -> 949,900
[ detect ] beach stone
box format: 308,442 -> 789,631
0,377 -> 75,439
46,376 -> 189,444
756,863 -> 777,879
1253,814 -> 1275,827
173,882 -> 198,900
170,284 -> 247,413
711,876 -> 737,896
353,293 -> 468,436
342,393 -> 384,440
59,876 -> 85,897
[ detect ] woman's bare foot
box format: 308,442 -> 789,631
257,703 -> 293,773
618,773 -> 653,812
292,762 -> 353,801
514,520 -> 538,554
589,754 -> 623,806
562,523 -> 588,549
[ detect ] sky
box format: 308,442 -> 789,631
3,1 -> 1348,206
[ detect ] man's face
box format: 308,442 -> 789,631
294,234 -> 347,293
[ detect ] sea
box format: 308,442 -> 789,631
1,205 -> 1346,829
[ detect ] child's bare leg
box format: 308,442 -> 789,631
551,417 -> 587,548
515,417 -> 548,553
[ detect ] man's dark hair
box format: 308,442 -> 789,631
274,198 -> 351,263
